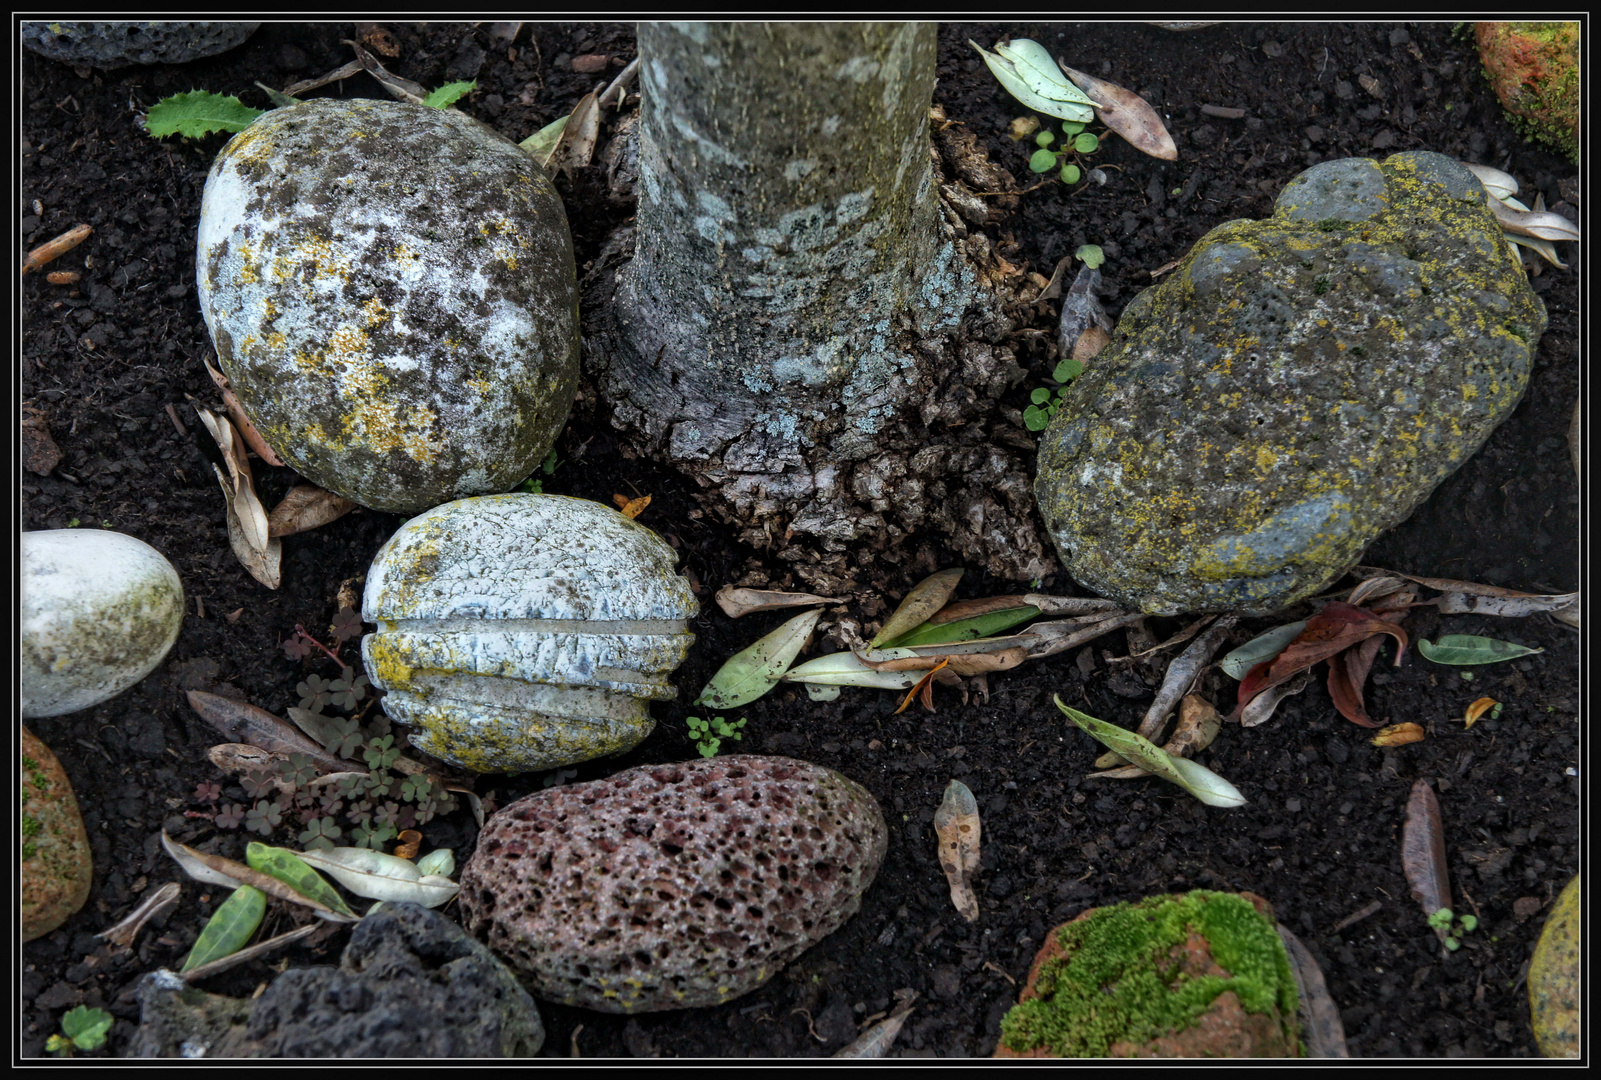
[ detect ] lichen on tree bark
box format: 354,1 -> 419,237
587,22 -> 1053,594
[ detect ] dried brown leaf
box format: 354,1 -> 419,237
1090,693 -> 1221,778
207,744 -> 295,794
354,22 -> 400,57
1239,669 -> 1313,728
713,587 -> 838,618
283,59 -> 364,97
1135,615 -> 1236,741
833,1005 -> 915,1058
267,484 -> 358,538
1278,923 -> 1350,1057
933,779 -> 980,922
1025,611 -> 1147,659
1348,575 -> 1406,608
873,568 -> 964,647
1371,722 -> 1424,747
97,882 -> 181,949
545,91 -> 600,175
203,357 -> 285,466
926,595 -> 1029,624
393,829 -> 423,860
613,493 -> 651,519
895,659 -> 949,715
1462,697 -> 1498,729
1021,594 -> 1123,616
1056,61 -> 1177,160
187,691 -> 348,773
1235,602 -> 1407,718
1072,323 -> 1111,365
346,39 -> 428,104
1401,779 -> 1452,939
213,463 -> 282,588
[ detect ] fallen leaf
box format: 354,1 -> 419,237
715,587 -> 838,618
1134,615 -> 1236,741
416,848 -> 455,878
1025,611 -> 1148,659
393,830 -> 422,860
207,744 -> 295,794
21,223 -> 91,275
1416,635 -> 1543,665
1277,924 -> 1350,1058
1091,694 -> 1222,779
266,483 -> 356,537
933,779 -> 981,922
695,608 -> 822,709
1055,61 -> 1178,160
181,885 -> 266,973
246,842 -> 356,918
1239,670 -> 1313,728
1221,620 -> 1308,680
1072,324 -> 1111,365
782,651 -> 922,690
283,59 -> 365,97
969,38 -> 1097,123
872,568 -> 964,647
833,1005 -> 915,1058
520,113 -> 569,168
195,406 -> 270,554
1235,602 -> 1407,719
202,357 -> 285,466
1462,697 -> 1499,729
1020,594 -> 1123,616
1400,778 -> 1452,943
1370,722 -> 1424,747
345,39 -> 429,104
572,52 -> 610,73
97,882 -> 181,949
1463,162 -> 1519,201
210,463 -> 281,588
187,691 -> 348,773
884,606 -> 1039,648
160,832 -> 358,922
895,658 -> 951,714
544,91 -> 600,175
612,493 -> 651,519
298,847 -> 460,908
182,924 -> 320,984
1486,195 -> 1579,242
1059,697 -> 1245,807
1348,575 -> 1407,608
925,595 -> 1031,623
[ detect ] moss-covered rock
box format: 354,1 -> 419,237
1036,151 -> 1545,615
1529,875 -> 1579,1057
22,728 -> 92,941
361,494 -> 698,772
996,891 -> 1300,1058
1475,22 -> 1580,164
197,98 -> 579,514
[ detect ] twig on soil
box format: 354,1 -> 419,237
181,923 -> 319,983
22,223 -> 91,275
1331,899 -> 1383,932
598,56 -> 639,109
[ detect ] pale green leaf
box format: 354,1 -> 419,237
1416,635 -> 1544,666
298,847 -> 459,907
253,80 -> 302,109
1055,696 -> 1245,808
806,683 -> 842,701
421,80 -> 476,109
873,568 -> 964,647
60,1006 -> 114,1051
696,608 -> 822,709
180,885 -> 265,973
783,650 -> 923,690
1221,620 -> 1307,679
416,848 -> 455,878
1075,243 -> 1104,268
969,39 -> 1096,123
146,90 -> 264,139
519,114 -> 568,167
246,842 -> 356,918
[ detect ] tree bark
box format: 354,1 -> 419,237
587,22 -> 1053,595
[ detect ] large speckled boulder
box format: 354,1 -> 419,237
22,21 -> 258,68
22,728 -> 93,941
22,529 -> 185,718
197,98 -> 580,515
460,756 -> 888,1012
362,495 -> 698,773
1036,152 -> 1545,615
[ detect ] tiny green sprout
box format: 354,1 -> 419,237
1023,121 -> 1103,190
1073,132 -> 1099,154
1171,186 -> 1183,196
67,518 -> 80,528
1062,121 -> 1086,137
1075,244 -> 1105,269
1035,130 -> 1055,148
1023,356 -> 1088,432
1028,147 -> 1059,173
1459,914 -> 1478,933
1461,671 -> 1475,681
1060,163 -> 1081,185
1428,908 -> 1454,932
48,1006 -> 113,1056
686,716 -> 747,758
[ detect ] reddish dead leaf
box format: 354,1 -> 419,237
572,53 -> 610,73
613,493 -> 651,519
267,483 -> 358,537
1235,601 -> 1408,719
1401,779 -> 1452,941
1325,603 -> 1410,726
1370,722 -> 1424,747
1055,62 -> 1178,161
895,658 -> 950,715
21,223 -> 90,275
393,830 -> 423,860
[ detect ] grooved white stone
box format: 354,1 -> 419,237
22,530 -> 185,718
362,495 -> 699,772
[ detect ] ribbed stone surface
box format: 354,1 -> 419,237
362,495 -> 698,772
460,756 -> 888,1012
197,98 -> 579,514
1036,151 -> 1545,614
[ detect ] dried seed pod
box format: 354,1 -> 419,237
362,494 -> 699,773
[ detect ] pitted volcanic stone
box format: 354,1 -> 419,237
459,755 -> 888,1012
22,21 -> 258,67
247,902 -> 544,1057
1035,151 -> 1546,615
21,729 -> 92,942
196,97 -> 580,514
362,494 -> 699,773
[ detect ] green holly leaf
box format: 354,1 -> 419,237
146,90 -> 263,139
421,80 -> 476,109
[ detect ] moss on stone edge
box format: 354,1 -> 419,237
998,890 -> 1300,1057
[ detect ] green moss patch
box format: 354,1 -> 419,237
999,891 -> 1299,1057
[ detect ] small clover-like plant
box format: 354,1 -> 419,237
244,799 -> 284,836
214,802 -> 246,830
1428,907 -> 1480,951
46,1005 -> 113,1056
1023,357 -> 1085,432
299,816 -> 343,851
1027,124 -> 1102,188
329,606 -> 363,643
515,448 -> 563,494
364,735 -> 401,772
686,716 -> 747,758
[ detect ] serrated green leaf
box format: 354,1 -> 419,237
696,608 -> 822,709
884,605 -> 1040,648
1055,696 -> 1245,808
1416,635 -> 1545,666
145,90 -> 264,139
1221,620 -> 1308,680
246,842 -> 355,918
422,80 -> 476,109
1075,244 -> 1105,269
60,1006 -> 114,1051
180,885 -> 265,973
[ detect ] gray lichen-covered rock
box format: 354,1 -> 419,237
22,529 -> 185,718
247,903 -> 544,1057
197,98 -> 580,514
460,756 -> 888,1012
1036,151 -> 1545,614
22,21 -> 258,68
362,494 -> 699,773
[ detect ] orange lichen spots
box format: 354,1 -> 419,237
466,374 -> 495,396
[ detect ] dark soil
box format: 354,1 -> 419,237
20,21 -> 1579,1059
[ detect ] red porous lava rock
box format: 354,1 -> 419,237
21,728 -> 93,941
459,755 -> 887,1012
1474,22 -> 1580,162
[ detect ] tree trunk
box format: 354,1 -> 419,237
586,22 -> 1053,595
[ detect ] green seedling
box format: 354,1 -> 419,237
515,448 -> 562,494
1024,357 -> 1085,432
686,716 -> 747,758
46,1006 -> 113,1056
1428,907 -> 1479,951
1026,124 -> 1102,188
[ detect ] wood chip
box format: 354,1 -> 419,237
22,223 -> 90,275
1199,104 -> 1247,119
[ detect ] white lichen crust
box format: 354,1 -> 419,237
196,98 -> 580,514
22,530 -> 185,718
362,495 -> 699,772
